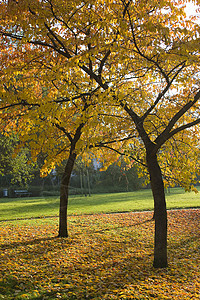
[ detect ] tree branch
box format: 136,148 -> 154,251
122,0 -> 133,18
91,134 -> 136,148
95,144 -> 147,167
141,61 -> 186,121
167,118 -> 200,139
120,101 -> 154,149
154,89 -> 200,150
0,100 -> 40,110
44,23 -> 70,56
125,7 -> 170,84
53,123 -> 73,143
98,50 -> 111,76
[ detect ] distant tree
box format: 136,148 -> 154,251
94,160 -> 143,193
0,134 -> 36,186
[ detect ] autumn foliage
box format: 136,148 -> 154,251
0,0 -> 200,267
0,209 -> 200,299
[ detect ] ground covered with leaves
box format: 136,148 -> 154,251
0,209 -> 199,299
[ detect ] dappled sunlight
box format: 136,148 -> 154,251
0,210 -> 199,299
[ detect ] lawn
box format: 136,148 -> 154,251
0,187 -> 199,221
0,209 -> 199,299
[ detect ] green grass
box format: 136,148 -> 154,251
0,187 -> 199,221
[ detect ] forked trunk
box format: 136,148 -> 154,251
58,152 -> 76,237
146,152 -> 168,268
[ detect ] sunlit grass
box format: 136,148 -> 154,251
0,187 -> 199,221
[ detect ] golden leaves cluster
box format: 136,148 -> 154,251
0,0 -> 199,183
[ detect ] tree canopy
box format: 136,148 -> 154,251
0,0 -> 199,185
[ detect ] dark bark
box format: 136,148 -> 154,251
58,152 -> 76,237
146,152 -> 168,268
57,121 -> 84,237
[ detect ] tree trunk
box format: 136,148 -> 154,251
58,152 -> 77,237
146,152 -> 168,268
87,168 -> 91,196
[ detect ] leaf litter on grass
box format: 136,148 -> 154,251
0,209 -> 199,299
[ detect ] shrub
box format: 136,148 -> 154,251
41,190 -> 60,196
0,187 -> 4,198
28,186 -> 42,197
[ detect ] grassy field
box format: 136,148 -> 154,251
0,187 -> 199,221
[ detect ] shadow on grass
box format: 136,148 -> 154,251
0,196 -> 59,204
1,210 -> 199,299
0,201 -> 59,219
0,214 -> 58,223
0,236 -> 58,250
0,238 -> 154,300
91,218 -> 154,234
0,218 -> 153,252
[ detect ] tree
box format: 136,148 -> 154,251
92,159 -> 143,193
0,69 -> 101,236
0,19 -> 120,236
0,0 -> 200,268
0,133 -> 36,187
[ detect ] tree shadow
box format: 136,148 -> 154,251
91,218 -> 154,234
1,218 -> 153,251
169,234 -> 200,250
1,213 -> 198,299
0,236 -> 57,250
0,214 -> 58,223
0,237 -> 154,300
